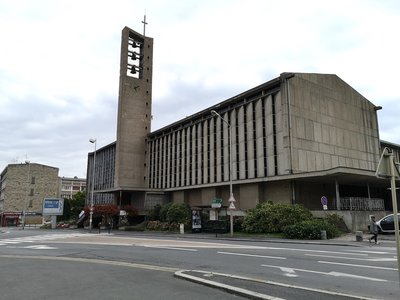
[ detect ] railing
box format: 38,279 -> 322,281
340,197 -> 385,211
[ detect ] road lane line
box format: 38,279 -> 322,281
318,260 -> 398,271
143,246 -> 197,252
345,250 -> 390,254
304,253 -> 397,262
218,251 -> 286,260
0,254 -> 179,272
249,246 -> 368,256
175,270 -> 284,300
261,264 -> 387,282
177,270 -> 380,300
22,245 -> 58,250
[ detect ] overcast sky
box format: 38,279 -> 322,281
1,0 -> 399,178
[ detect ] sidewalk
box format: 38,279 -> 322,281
109,229 -> 397,248
2,225 -> 396,248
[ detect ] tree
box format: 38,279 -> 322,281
70,191 -> 86,220
60,198 -> 71,221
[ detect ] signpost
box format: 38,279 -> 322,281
211,198 -> 222,208
375,147 -> 400,285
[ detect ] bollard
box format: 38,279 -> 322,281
355,231 -> 363,242
320,230 -> 327,240
180,223 -> 184,234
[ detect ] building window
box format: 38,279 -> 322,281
29,199 -> 33,208
31,176 -> 35,184
29,188 -> 34,196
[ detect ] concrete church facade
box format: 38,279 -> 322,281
87,27 -> 399,230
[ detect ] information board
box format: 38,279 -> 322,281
42,198 -> 64,216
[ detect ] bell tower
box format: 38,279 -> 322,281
115,26 -> 153,189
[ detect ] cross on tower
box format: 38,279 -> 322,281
142,15 -> 148,36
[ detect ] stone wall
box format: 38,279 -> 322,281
3,163 -> 59,213
312,210 -> 389,232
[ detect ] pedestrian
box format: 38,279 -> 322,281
368,216 -> 379,245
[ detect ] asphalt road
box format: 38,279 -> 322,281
0,228 -> 398,300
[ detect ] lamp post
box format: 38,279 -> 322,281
22,160 -> 30,230
89,138 -> 97,232
211,110 -> 236,237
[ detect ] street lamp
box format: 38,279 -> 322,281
211,110 -> 236,237
89,138 -> 97,232
22,160 -> 30,230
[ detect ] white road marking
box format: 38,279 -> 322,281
181,270 -> 379,300
252,246 -> 368,256
279,267 -> 298,277
218,251 -> 286,260
176,270 -> 285,300
318,260 -> 398,271
0,233 -> 89,247
261,264 -> 387,282
345,250 -> 390,255
23,245 -> 58,250
143,246 -> 197,252
0,254 -> 179,272
304,253 -> 397,262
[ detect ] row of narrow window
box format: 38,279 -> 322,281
89,147 -> 116,193
148,96 -> 278,189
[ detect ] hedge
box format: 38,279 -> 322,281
283,219 -> 340,239
242,203 -> 313,233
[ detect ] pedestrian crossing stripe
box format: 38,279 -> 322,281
0,233 -> 88,246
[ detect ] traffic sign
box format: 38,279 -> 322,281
211,198 -> 222,208
376,147 -> 400,179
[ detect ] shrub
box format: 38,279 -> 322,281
85,204 -> 119,218
242,202 -> 313,233
283,219 -> 340,239
122,205 -> 138,217
123,220 -> 148,231
166,203 -> 191,224
159,202 -> 173,222
325,213 -> 349,233
146,220 -> 180,232
147,204 -> 162,221
233,216 -> 244,232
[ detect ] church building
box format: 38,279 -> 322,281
87,26 -> 400,229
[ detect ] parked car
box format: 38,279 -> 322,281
376,213 -> 400,233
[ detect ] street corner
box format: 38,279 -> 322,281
174,269 -> 380,300
174,270 -> 281,300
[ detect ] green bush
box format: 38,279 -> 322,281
242,202 -> 313,233
147,204 -> 162,221
325,213 -> 349,233
233,216 -> 244,232
283,219 -> 340,239
159,202 -> 172,222
166,203 -> 191,224
124,221 -> 147,231
146,220 -> 180,231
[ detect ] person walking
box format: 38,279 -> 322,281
368,216 -> 379,244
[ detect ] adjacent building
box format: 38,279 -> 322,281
0,163 -> 59,226
58,176 -> 86,199
87,26 -> 400,230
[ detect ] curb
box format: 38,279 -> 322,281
174,270 -> 283,300
174,270 -> 379,300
